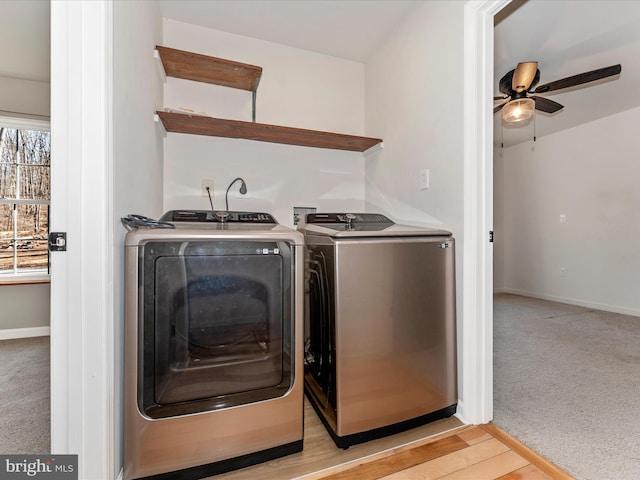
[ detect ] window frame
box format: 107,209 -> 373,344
0,115 -> 51,284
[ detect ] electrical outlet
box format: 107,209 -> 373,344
201,179 -> 214,197
293,206 -> 316,225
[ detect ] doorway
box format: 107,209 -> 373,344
0,0 -> 52,456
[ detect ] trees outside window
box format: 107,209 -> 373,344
0,123 -> 51,275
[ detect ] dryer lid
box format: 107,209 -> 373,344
297,213 -> 452,238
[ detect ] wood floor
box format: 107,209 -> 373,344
206,400 -> 574,480
309,424 -> 574,480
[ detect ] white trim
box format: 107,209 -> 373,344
0,115 -> 50,131
0,199 -> 50,205
461,0 -> 509,425
105,2 -> 116,476
497,288 -> 640,318
50,1 -> 114,478
0,326 -> 50,340
0,273 -> 50,284
50,0 -> 71,458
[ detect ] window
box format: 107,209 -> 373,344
0,119 -> 51,277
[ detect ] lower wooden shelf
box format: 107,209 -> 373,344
156,111 -> 382,153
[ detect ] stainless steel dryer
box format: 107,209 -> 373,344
123,210 -> 304,480
298,213 -> 457,449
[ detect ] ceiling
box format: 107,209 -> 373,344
0,0 -> 49,82
4,0 -> 640,147
157,0 -> 419,63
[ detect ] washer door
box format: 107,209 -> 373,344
140,240 -> 294,419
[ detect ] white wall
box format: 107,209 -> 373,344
495,105 -> 640,316
364,0 -> 466,395
364,1 -> 464,233
161,20 -> 367,226
494,145 -> 505,290
0,76 -> 49,118
113,0 -> 163,474
0,283 -> 50,330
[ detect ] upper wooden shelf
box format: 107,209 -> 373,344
156,111 -> 383,153
156,46 -> 262,92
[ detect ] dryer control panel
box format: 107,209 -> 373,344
161,210 -> 276,224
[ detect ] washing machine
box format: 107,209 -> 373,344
298,212 -> 457,449
123,210 -> 304,480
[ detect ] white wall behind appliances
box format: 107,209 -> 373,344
161,20 -> 368,225
497,105 -> 640,316
163,134 -> 364,226
364,1 -> 464,234
114,0 -> 164,474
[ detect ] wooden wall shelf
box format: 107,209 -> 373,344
155,46 -> 383,153
156,111 -> 382,152
155,46 -> 262,92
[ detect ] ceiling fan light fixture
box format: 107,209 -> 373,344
502,98 -> 535,124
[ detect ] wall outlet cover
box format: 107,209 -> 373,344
201,179 -> 214,197
293,206 -> 317,225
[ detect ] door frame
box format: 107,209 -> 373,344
50,1 -> 115,478
459,0 -> 509,424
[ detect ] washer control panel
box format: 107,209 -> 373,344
305,213 -> 392,225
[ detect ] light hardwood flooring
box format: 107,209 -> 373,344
311,424 -> 574,480
206,400 -> 573,480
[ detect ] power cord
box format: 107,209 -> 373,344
206,186 -> 215,211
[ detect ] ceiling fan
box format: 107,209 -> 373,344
494,62 -> 622,124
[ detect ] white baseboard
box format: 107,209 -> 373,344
495,288 -> 640,318
454,399 -> 470,425
0,326 -> 50,340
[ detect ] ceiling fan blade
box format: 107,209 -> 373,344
494,95 -> 508,101
533,64 -> 621,94
498,70 -> 514,95
512,62 -> 538,92
494,103 -> 506,114
532,96 -> 564,114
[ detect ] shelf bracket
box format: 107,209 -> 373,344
154,114 -> 167,137
252,89 -> 257,122
251,76 -> 261,123
363,141 -> 384,157
153,49 -> 167,83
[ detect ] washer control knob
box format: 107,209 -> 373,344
345,213 -> 356,229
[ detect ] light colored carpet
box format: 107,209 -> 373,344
0,336 -> 50,454
493,293 -> 640,480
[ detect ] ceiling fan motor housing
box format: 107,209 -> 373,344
499,68 -> 540,97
